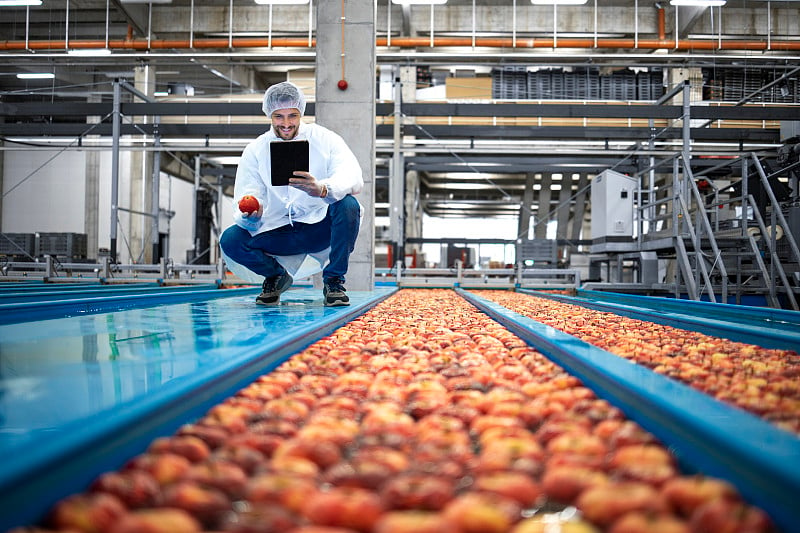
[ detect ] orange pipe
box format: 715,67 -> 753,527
658,7 -> 666,41
2,35 -> 799,52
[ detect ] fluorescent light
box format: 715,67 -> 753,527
391,0 -> 447,4
531,0 -> 587,4
16,72 -> 54,79
67,48 -> 112,56
670,0 -> 726,5
0,0 -> 42,5
254,0 -> 309,4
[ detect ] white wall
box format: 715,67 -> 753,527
2,150 -> 88,234
2,149 -> 210,265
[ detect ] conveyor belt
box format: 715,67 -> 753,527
461,289 -> 800,533
0,285 -> 395,531
519,288 -> 800,351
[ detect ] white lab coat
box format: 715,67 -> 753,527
224,122 -> 364,282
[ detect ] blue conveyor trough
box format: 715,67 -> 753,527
0,282 -> 395,531
1,283 -> 798,532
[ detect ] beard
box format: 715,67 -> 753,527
273,124 -> 298,140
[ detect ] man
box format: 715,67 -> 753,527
220,81 -> 363,306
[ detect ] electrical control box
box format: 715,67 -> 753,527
591,170 -> 637,251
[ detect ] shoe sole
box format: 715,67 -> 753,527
324,300 -> 350,307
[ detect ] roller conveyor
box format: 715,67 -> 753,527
0,285 -> 798,532
0,285 -> 395,531
519,288 -> 800,351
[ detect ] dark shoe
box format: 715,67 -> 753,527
256,272 -> 293,306
323,277 -> 350,307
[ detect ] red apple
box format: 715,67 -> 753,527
373,510 -> 460,533
148,435 -> 211,463
238,195 -> 259,214
510,514 -> 601,533
689,497 -> 772,533
90,469 -> 161,509
47,492 -> 127,533
608,511 -> 690,533
246,472 -> 319,514
541,464 -> 609,504
160,481 -> 231,528
125,452 -> 192,486
217,502 -> 301,532
112,508 -> 202,533
661,475 -> 739,517
472,471 -> 542,506
380,473 -> 457,511
301,486 -> 385,532
576,481 -> 670,527
180,459 -> 249,499
442,491 -> 522,533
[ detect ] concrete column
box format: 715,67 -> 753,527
316,0 -> 375,290
129,65 -> 156,263
84,92 -> 102,260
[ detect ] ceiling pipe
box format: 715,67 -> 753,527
1,36 -> 800,52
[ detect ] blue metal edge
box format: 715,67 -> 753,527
0,288 -> 398,532
459,288 -> 800,533
519,288 -> 800,352
0,286 -> 260,326
577,289 -> 800,328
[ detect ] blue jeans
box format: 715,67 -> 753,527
220,195 -> 360,282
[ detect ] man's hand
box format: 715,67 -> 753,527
289,171 -> 326,198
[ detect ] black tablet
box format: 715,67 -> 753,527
270,140 -> 309,186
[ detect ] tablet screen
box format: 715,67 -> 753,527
270,140 -> 309,186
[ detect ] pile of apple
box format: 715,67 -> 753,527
22,289 -> 775,533
472,290 -> 800,435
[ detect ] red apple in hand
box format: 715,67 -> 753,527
239,195 -> 260,214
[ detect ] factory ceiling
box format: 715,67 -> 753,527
1,0 -> 799,218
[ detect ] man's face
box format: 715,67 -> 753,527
271,108 -> 302,140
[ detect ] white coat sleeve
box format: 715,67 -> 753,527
232,142 -> 268,231
320,131 -> 364,203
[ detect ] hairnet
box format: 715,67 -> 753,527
262,81 -> 307,117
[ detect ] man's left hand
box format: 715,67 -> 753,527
289,172 -> 326,198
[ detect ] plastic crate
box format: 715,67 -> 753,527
35,232 -> 88,259
0,233 -> 36,258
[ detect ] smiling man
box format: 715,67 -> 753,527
220,81 -> 364,307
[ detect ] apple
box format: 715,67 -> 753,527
379,473 -> 457,510
89,469 -> 161,509
661,475 -> 739,517
471,471 -> 542,506
47,492 -> 127,533
689,498 -> 773,533
112,508 -> 202,533
125,452 -> 192,486
246,472 -> 319,514
180,459 -> 249,500
161,481 -> 232,528
441,491 -> 522,533
238,195 -> 259,214
510,514 -> 601,533
576,481 -> 669,526
541,464 -> 609,504
373,510 -> 460,533
301,486 -> 385,532
608,511 -> 690,533
148,435 -> 211,463
217,502 -> 301,533
211,444 -> 267,475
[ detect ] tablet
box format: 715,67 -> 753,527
270,140 -> 309,186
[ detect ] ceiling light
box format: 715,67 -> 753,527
391,0 -> 447,5
254,0 -> 310,4
669,0 -> 726,6
0,0 -> 42,5
16,72 -> 54,79
531,0 -> 588,4
67,49 -> 112,56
